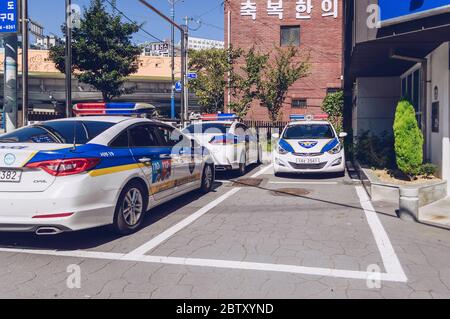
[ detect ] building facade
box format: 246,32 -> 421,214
225,0 -> 344,121
344,0 -> 450,192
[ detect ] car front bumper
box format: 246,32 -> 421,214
272,151 -> 345,174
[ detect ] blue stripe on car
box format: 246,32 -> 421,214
278,139 -> 294,153
321,138 -> 340,153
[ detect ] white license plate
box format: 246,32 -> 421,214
296,158 -> 320,164
0,169 -> 22,183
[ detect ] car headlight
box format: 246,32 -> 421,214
328,143 -> 342,155
277,144 -> 289,155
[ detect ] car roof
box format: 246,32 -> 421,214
45,116 -> 134,124
187,121 -> 236,125
287,120 -> 330,126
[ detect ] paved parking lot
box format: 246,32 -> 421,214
0,165 -> 450,299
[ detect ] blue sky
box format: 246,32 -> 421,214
28,0 -> 225,43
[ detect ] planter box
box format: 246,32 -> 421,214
354,161 -> 447,208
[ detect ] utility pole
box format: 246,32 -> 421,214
183,16 -> 189,123
138,0 -> 188,126
3,35 -> 18,132
170,0 -> 175,119
21,0 -> 29,126
65,0 -> 72,117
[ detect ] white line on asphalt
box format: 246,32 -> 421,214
215,180 -> 232,183
268,181 -> 339,185
125,187 -> 241,257
0,247 -> 405,282
355,186 -> 408,282
251,165 -> 272,178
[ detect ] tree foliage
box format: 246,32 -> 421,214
393,99 -> 424,178
256,47 -> 310,122
49,0 -> 141,101
322,90 -> 344,133
188,47 -> 241,114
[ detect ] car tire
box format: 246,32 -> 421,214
112,181 -> 148,236
200,164 -> 214,193
238,153 -> 247,176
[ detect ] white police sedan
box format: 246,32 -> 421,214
0,103 -> 214,235
272,115 -> 347,176
183,114 -> 261,175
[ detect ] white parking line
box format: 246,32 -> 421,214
0,247 -> 404,282
125,187 -> 241,257
251,165 -> 272,178
355,186 -> 407,282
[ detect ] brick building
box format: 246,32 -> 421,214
224,0 -> 344,121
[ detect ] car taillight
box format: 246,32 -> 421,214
209,135 -> 236,145
26,158 -> 100,176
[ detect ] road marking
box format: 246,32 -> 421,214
251,165 -> 272,178
355,186 -> 407,282
0,247 -> 405,282
125,187 -> 241,257
269,181 -> 339,185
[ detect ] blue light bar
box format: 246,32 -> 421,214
73,103 -> 155,116
202,113 -> 239,121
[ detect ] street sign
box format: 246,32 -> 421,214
175,81 -> 182,92
0,0 -> 18,34
187,72 -> 198,80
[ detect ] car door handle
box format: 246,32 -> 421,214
159,154 -> 171,159
139,157 -> 152,163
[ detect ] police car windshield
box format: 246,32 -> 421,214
283,124 -> 335,140
0,121 -> 115,144
184,123 -> 232,134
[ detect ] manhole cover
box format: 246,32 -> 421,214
270,188 -> 310,197
231,178 -> 263,187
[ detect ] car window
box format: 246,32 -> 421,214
283,124 -> 335,140
110,130 -> 129,148
184,123 -> 232,134
155,126 -> 190,147
235,124 -> 248,136
129,125 -> 159,147
0,120 -> 115,144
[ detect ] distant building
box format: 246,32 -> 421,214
33,35 -> 64,50
187,37 -> 224,51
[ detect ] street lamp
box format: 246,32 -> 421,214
168,0 -> 183,120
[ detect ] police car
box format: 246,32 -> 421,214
272,114 -> 347,176
183,114 -> 261,175
0,103 -> 214,235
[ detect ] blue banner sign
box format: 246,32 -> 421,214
0,0 -> 18,34
379,0 -> 450,23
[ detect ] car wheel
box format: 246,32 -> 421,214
238,153 -> 247,176
200,164 -> 214,193
113,181 -> 148,235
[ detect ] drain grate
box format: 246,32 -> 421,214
231,178 -> 263,187
270,188 -> 310,197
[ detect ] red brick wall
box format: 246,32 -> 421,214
224,0 -> 343,121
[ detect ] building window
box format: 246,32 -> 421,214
401,68 -> 422,128
292,99 -> 307,109
326,88 -> 341,95
280,26 -> 300,47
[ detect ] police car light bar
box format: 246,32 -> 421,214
290,114 -> 329,121
201,113 -> 239,121
73,103 -> 155,116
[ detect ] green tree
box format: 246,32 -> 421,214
322,90 -> 344,133
49,0 -> 141,101
256,47 -> 310,122
393,99 -> 424,178
188,47 -> 242,114
229,48 -> 268,118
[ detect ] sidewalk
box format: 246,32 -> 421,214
419,197 -> 450,229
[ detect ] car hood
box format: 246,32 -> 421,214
278,138 -> 339,154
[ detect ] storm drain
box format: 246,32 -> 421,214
270,188 -> 310,197
230,178 -> 263,187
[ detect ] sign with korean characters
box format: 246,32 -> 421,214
240,0 -> 339,21
0,0 -> 18,34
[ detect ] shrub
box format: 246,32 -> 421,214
393,99 -> 424,178
354,131 -> 396,169
420,163 -> 438,178
322,90 -> 344,134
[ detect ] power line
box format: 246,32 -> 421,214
104,0 -> 165,43
197,1 -> 224,18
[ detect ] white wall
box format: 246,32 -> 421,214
426,42 -> 450,192
352,77 -> 401,137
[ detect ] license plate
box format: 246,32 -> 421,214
296,158 -> 320,164
0,169 -> 22,183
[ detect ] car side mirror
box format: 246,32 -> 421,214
272,133 -> 280,139
339,132 -> 348,138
